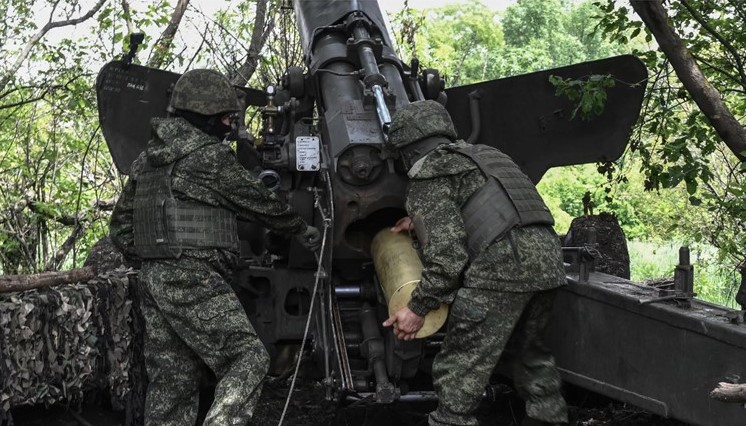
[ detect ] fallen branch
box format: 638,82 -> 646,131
710,382 -> 746,403
0,266 -> 95,293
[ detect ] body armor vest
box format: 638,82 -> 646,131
133,161 -> 238,259
449,144 -> 554,257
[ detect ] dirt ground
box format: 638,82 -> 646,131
8,378 -> 687,426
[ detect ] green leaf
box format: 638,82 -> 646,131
686,179 -> 698,195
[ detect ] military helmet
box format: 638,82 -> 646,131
169,69 -> 241,116
388,100 -> 457,149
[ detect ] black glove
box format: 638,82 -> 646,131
297,226 -> 322,251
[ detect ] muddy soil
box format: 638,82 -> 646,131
8,378 -> 686,426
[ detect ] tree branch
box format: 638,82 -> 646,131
0,74 -> 88,110
94,199 -> 116,211
44,222 -> 85,271
27,201 -> 79,226
147,0 -> 191,68
724,0 -> 746,31
691,53 -> 742,88
679,0 -> 746,92
0,266 -> 95,293
120,0 -> 136,35
230,0 -> 272,87
184,22 -> 210,70
24,196 -> 113,227
631,0 -> 746,161
4,0 -> 107,80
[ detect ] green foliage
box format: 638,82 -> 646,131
392,0 -> 631,86
549,74 -> 615,120
538,159 -> 701,243
501,0 -> 563,47
0,80 -> 118,273
0,0 -> 272,273
538,165 -> 606,222
391,0 -> 504,86
628,241 -> 740,308
540,192 -> 574,236
628,241 -> 676,281
498,0 -> 632,75
594,0 -> 746,276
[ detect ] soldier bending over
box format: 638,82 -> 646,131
384,100 -> 568,426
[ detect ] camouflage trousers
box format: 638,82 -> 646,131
429,288 -> 567,426
139,258 -> 269,426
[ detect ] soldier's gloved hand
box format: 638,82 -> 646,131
297,225 -> 322,252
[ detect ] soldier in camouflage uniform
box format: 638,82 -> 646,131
383,100 -> 568,426
109,69 -> 321,426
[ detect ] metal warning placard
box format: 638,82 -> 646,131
296,136 -> 320,171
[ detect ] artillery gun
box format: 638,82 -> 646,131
96,1 -> 746,424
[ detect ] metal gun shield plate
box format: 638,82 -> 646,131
445,55 -> 648,183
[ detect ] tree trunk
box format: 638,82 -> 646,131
710,382 -> 746,403
230,0 -> 272,86
0,266 -> 95,293
631,0 -> 746,161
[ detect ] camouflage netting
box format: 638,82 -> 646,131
0,265 -> 146,424
564,212 -> 631,279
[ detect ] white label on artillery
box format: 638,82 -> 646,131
296,136 -> 320,171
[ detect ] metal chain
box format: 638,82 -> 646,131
277,186 -> 331,426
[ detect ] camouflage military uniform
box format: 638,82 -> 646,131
110,115 -> 310,425
389,101 -> 568,426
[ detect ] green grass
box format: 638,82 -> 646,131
628,241 -> 740,309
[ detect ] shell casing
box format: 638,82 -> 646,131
371,229 -> 448,338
